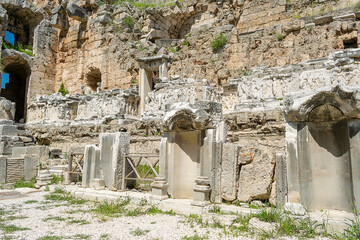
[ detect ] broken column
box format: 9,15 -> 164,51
82,145 -> 101,188
99,132 -> 130,190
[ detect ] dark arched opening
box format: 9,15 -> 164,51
0,50 -> 31,123
1,63 -> 28,122
85,67 -> 101,92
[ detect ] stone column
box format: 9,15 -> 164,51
82,145 -> 101,188
192,176 -> 211,207
0,156 -> 7,183
286,121 -> 300,203
349,120 -> 360,213
276,153 -> 287,206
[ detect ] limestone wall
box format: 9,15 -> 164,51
27,0 -> 360,98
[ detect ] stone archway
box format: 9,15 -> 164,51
85,67 -> 101,92
1,49 -> 32,122
284,86 -> 360,213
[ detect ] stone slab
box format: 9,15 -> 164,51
221,143 -> 239,202
0,125 -> 18,136
0,156 -> 6,183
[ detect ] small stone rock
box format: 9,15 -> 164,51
284,203 -> 307,216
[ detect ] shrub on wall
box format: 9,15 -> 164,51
211,34 -> 227,52
58,83 -> 69,96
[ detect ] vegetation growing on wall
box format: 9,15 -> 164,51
2,42 -> 34,57
58,83 -> 69,96
211,34 -> 227,52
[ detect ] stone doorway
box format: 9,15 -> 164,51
285,86 -> 360,213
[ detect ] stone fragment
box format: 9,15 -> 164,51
333,13 -> 355,22
24,155 -> 38,181
82,145 -> 101,188
237,153 -> 274,202
0,156 -> 6,183
284,203 -> 307,216
66,3 -> 88,22
221,143 -> 239,202
99,132 -> 130,190
314,15 -> 333,25
0,125 -> 18,136
151,176 -> 169,200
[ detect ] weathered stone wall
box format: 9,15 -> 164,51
6,158 -> 24,183
27,87 -> 139,125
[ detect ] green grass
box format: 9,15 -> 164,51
146,205 -> 175,215
354,2 -> 360,12
211,34 -> 227,52
131,227 -> 149,236
45,191 -> 87,205
37,236 -> 63,240
93,197 -> 130,217
50,174 -> 64,185
182,234 -> 209,240
255,208 -> 282,223
2,41 -> 34,57
0,224 -> 30,233
24,200 -> 38,204
43,216 -> 67,222
14,178 -> 36,189
123,16 -> 135,29
343,217 -> 360,240
68,219 -> 90,225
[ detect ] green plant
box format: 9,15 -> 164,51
167,46 -> 178,53
14,178 -> 36,189
50,174 -> 64,185
209,205 -> 221,213
211,34 -> 227,52
277,34 -> 285,41
0,224 -> 30,233
343,217 -> 360,239
255,208 -> 282,223
2,41 -> 34,57
58,83 -> 69,96
355,2 -> 360,12
24,200 -> 38,204
45,190 -> 86,205
131,227 -> 149,236
139,197 -> 148,206
93,197 -> 130,217
123,16 -> 135,29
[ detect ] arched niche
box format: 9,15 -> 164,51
85,67 -> 101,92
1,49 -> 32,122
284,86 -> 360,213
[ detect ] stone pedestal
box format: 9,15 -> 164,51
36,170 -> 52,186
92,178 -> 105,190
192,176 -> 211,207
151,176 -> 169,200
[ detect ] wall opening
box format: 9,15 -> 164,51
343,38 -> 358,49
0,63 -> 30,122
85,67 -> 101,92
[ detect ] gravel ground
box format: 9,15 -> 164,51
0,190 -> 255,240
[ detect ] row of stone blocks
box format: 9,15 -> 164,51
80,132 -> 130,191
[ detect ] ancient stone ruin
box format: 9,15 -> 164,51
2,0 -> 360,226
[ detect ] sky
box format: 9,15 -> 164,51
2,31 -> 14,89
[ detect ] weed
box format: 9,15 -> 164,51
167,46 -> 178,53
146,205 -> 175,215
37,236 -> 63,240
255,208 -> 282,223
277,34 -> 285,41
100,234 -> 109,240
58,83 -> 69,96
2,41 -> 34,57
139,197 -> 148,206
93,197 -> 130,217
343,217 -> 360,240
126,207 -> 142,216
24,200 -> 38,204
131,227 -> 149,236
72,234 -> 90,239
68,219 -> 90,225
50,175 -> 64,185
44,186 -> 50,192
45,191 -> 87,205
43,216 -> 67,222
123,16 -> 135,29
355,2 -> 360,12
0,224 -> 30,233
209,205 -> 221,213
14,178 -> 36,189
54,187 -> 66,194
211,34 -> 227,52
182,234 -> 208,240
